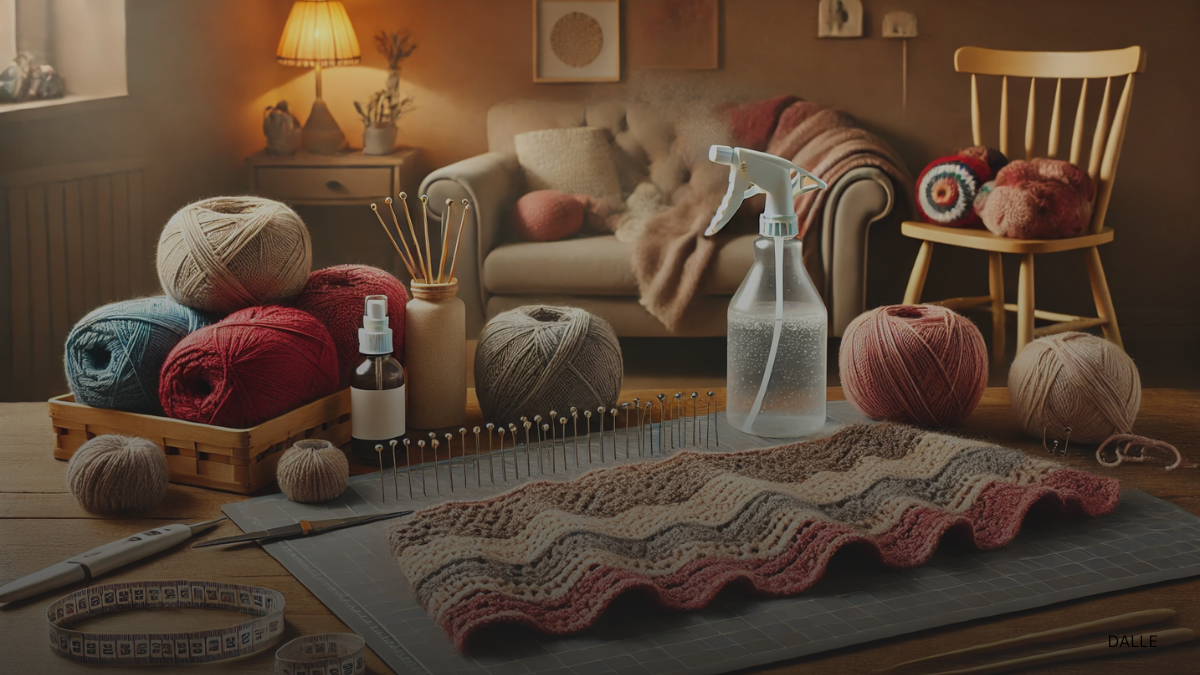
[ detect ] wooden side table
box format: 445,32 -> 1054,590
245,148 -> 421,205
245,148 -> 422,276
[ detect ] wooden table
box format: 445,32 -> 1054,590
2,388 -> 1198,674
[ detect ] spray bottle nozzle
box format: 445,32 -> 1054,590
704,146 -> 828,239
359,294 -> 394,355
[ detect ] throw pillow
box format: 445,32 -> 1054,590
514,127 -> 622,204
511,191 -> 585,242
975,159 -> 1096,239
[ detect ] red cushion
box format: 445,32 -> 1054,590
511,191 -> 585,242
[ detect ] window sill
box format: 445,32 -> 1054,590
0,93 -> 128,123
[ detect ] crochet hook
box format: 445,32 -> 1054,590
916,628 -> 1193,675
885,608 -> 1177,671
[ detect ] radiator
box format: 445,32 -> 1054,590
1,159 -> 149,401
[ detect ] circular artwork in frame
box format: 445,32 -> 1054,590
534,0 -> 620,82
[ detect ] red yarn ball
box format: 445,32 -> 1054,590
159,305 -> 339,428
976,158 -> 1095,239
839,305 -> 988,427
291,265 -> 408,385
511,190 -> 585,242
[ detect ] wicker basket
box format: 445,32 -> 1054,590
49,389 -> 352,494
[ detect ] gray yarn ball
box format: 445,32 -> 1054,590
66,435 -> 169,514
475,305 -> 623,422
276,439 -> 349,503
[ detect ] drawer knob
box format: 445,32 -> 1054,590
325,180 -> 346,192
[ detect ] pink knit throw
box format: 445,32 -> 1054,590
389,424 -> 1120,650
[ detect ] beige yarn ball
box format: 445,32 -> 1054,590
276,439 -> 349,503
1009,332 -> 1141,443
156,196 -> 312,315
67,435 -> 169,514
474,305 -> 623,422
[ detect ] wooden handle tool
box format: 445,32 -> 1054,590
918,628 -> 1194,675
885,608 -> 1176,671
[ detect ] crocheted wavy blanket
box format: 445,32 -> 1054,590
389,424 -> 1120,650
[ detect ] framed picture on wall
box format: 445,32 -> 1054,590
533,0 -> 620,83
628,0 -> 719,70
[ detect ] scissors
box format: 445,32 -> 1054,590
193,511 -> 413,548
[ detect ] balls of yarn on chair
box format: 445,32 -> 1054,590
276,439 -> 349,503
916,146 -> 1006,228
291,265 -> 408,385
64,297 -> 212,414
67,435 -> 169,514
839,305 -> 988,427
156,196 -> 312,315
475,305 -> 622,422
976,159 -> 1096,239
1009,332 -> 1140,443
159,305 -> 339,428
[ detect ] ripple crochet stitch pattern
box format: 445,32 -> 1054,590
389,424 -> 1120,650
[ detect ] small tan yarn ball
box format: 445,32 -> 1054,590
276,439 -> 349,503
1008,332 -> 1141,443
156,196 -> 312,315
67,435 -> 169,514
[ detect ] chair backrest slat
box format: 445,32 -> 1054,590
1047,79 -> 1063,158
1069,78 -> 1090,165
1025,77 -> 1037,159
954,46 -> 1144,233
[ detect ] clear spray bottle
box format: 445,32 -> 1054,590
705,145 -> 829,437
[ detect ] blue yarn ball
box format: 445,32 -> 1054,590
65,297 -> 212,414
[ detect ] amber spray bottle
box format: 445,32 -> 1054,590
351,295 -> 405,465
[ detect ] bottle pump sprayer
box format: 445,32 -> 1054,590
706,145 -> 829,437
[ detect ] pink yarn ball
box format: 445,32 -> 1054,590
839,305 -> 988,427
976,159 -> 1095,239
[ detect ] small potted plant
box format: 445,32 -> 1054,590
356,31 -> 416,156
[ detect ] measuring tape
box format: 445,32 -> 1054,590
274,633 -> 366,675
47,580 -> 285,666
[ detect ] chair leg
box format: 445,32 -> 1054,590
1085,246 -> 1124,349
988,252 -> 1005,363
903,241 -> 933,304
1016,253 -> 1035,353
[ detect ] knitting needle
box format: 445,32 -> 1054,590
448,199 -> 470,283
459,428 -> 468,487
657,394 -> 666,453
403,439 -> 412,498
673,394 -> 683,447
541,424 -> 551,472
644,401 -> 653,455
417,440 -> 427,496
376,445 -> 386,503
497,426 -> 507,482
571,409 -> 579,465
884,608 -> 1178,672
609,408 -> 619,460
472,427 -> 481,486
444,433 -> 454,491
437,199 -> 452,283
584,410 -> 593,463
597,407 -> 607,461
523,421 -> 533,476
390,440 -> 400,499
420,195 -> 433,286
370,204 -> 417,279
486,423 -> 495,483
622,403 -> 631,458
917,628 -> 1194,675
549,410 -> 558,472
430,438 -> 441,495
691,392 -> 699,446
385,197 -> 422,281
398,193 -> 428,283
559,417 -> 568,469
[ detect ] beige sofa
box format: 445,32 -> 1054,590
420,100 -> 897,338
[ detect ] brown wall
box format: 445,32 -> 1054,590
3,0 -> 1197,389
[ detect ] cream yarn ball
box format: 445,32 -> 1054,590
1008,332 -> 1141,443
276,439 -> 349,503
67,435 -> 169,514
156,196 -> 312,315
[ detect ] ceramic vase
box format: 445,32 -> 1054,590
363,125 -> 398,156
405,281 -> 466,429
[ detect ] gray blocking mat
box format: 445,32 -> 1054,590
220,403 -> 1200,675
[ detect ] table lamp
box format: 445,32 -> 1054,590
276,0 -> 361,154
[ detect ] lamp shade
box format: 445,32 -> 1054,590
277,0 -> 361,67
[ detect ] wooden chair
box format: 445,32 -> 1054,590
902,46 -> 1145,362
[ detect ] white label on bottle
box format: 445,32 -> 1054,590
351,386 -> 406,441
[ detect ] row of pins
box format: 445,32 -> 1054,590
373,391 -> 719,501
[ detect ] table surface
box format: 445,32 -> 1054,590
2,388 -> 1198,675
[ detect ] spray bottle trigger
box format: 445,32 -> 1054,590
705,162 -> 755,237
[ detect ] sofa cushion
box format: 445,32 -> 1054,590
514,127 -> 623,203
483,234 -> 756,297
